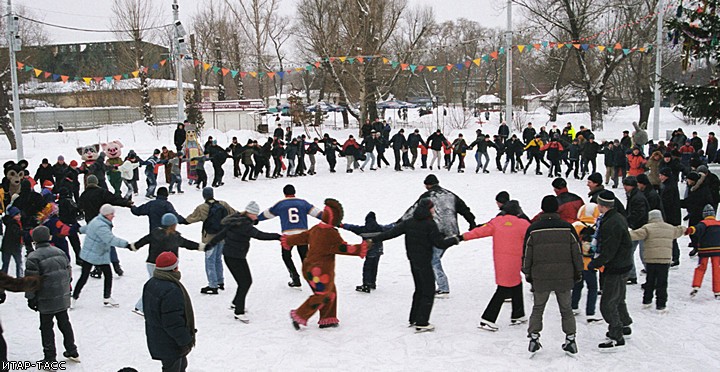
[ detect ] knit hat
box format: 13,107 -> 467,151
69,160 -> 78,167
6,206 -> 19,217
283,184 -> 296,196
42,158 -> 49,164
202,187 -> 214,200
495,191 -> 510,204
597,190 -> 616,208
551,177 -> 567,189
587,173 -> 603,185
99,204 -> 115,216
623,176 -> 638,187
161,213 -> 178,226
57,155 -> 64,162
687,172 -> 701,182
154,149 -> 161,155
636,174 -> 651,185
155,251 -> 178,271
703,204 -> 716,218
659,168 -> 673,178
245,201 -> 260,215
648,209 -> 664,222
31,226 -> 51,243
541,195 -> 558,213
321,198 -> 344,227
424,174 -> 439,186
157,187 -> 169,197
42,180 -> 54,190
663,151 -> 672,158
697,165 -> 709,174
87,174 -> 99,186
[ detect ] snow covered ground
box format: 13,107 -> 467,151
1,106 -> 719,371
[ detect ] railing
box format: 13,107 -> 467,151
17,105 -> 179,132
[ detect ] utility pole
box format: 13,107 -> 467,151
505,0 -> 513,126
6,0 -> 23,160
172,0 -> 186,123
215,37 -> 225,101
652,0 -> 664,141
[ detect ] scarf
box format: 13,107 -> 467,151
153,269 -> 196,348
590,213 -> 603,257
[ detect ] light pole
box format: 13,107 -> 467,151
172,0 -> 186,123
6,0 -> 23,160
652,0 -> 664,141
505,0 -> 513,126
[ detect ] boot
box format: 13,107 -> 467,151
89,268 -> 102,279
112,262 -> 124,276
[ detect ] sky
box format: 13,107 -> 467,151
14,0 -> 511,44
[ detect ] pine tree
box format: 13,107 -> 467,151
661,0 -> 719,124
184,90 -> 205,129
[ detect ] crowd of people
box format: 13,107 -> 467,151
0,118 -> 719,370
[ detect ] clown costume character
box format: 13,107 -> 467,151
283,199 -> 368,330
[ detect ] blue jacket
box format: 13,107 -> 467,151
79,215 -> 129,265
342,212 -> 394,257
143,277 -> 193,361
131,196 -> 185,232
257,197 -> 322,234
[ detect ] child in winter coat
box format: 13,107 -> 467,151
119,159 -> 140,199
341,212 -> 394,293
684,204 -> 720,299
131,213 -> 204,315
458,200 -> 530,331
372,198 -> 455,333
571,203 -> 602,322
1,207 -> 23,277
168,157 -> 184,194
24,226 -> 79,364
283,199 -> 368,330
629,209 -> 685,311
190,155 -> 208,189
419,143 -> 429,169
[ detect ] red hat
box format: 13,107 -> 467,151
155,251 -> 178,271
69,160 -> 78,167
42,180 -> 54,190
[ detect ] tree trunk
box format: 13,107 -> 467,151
588,93 -> 604,131
134,30 -> 154,126
638,86 -> 652,127
215,39 -> 225,101
0,79 -> 17,150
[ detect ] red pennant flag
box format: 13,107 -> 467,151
221,68 -> 230,76
400,63 -> 409,70
533,44 -> 541,50
113,75 -> 122,80
614,43 -> 622,50
239,72 -> 247,78
17,62 -> 24,70
446,64 -> 453,71
43,72 -> 51,79
329,57 -> 336,63
417,65 -> 425,72
267,72 -> 275,79
143,67 -> 149,73
160,59 -> 167,66
357,57 -> 364,63
464,60 -> 472,68
314,61 -> 321,68
490,51 -> 499,59
60,75 -> 69,82
194,59 -> 200,67
93,77 -> 103,83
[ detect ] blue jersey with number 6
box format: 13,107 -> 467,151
258,198 -> 323,234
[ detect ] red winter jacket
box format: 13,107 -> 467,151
463,214 -> 530,287
554,188 -> 585,223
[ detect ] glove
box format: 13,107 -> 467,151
27,298 -> 38,312
574,271 -> 583,283
0,292 -> 6,304
280,235 -> 291,250
689,248 -> 698,257
685,227 -> 694,236
359,240 -> 370,259
129,243 -> 137,252
198,242 -> 206,252
468,221 -> 477,230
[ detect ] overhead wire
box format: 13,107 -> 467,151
16,15 -> 173,34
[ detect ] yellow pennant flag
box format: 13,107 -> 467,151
82,77 -> 92,85
473,58 -> 481,66
295,67 -> 304,72
597,45 -> 606,52
426,66 -> 436,72
517,45 -> 525,53
382,58 -> 389,64
131,70 -> 139,78
339,56 -> 347,63
557,43 -> 565,49
203,63 -> 211,71
34,68 -> 43,77
249,71 -> 257,78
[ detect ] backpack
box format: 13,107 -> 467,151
203,201 -> 228,235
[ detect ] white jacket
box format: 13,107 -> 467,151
119,160 -> 140,180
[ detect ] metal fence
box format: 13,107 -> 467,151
19,105 -> 179,132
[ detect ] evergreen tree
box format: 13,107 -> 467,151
184,90 -> 205,129
661,0 -> 719,124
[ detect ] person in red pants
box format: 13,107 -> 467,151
686,204 -> 720,299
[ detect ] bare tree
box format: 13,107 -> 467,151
111,0 -> 165,126
267,15 -> 291,106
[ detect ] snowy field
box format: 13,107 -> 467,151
1,106 -> 719,371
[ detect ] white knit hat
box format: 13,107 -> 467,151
100,204 -> 116,216
245,201 -> 260,215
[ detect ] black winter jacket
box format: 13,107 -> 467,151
143,277 -> 194,361
625,188 -> 649,229
426,133 -> 446,151
78,184 -> 131,222
34,164 -> 54,185
135,227 -> 200,264
589,208 -> 633,274
1,215 -> 22,254
522,213 -> 582,292
642,187 -> 664,217
209,213 -> 280,259
374,203 -> 453,262
14,180 -> 46,229
131,196 -> 185,232
681,181 -> 714,225
660,179 -> 681,226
